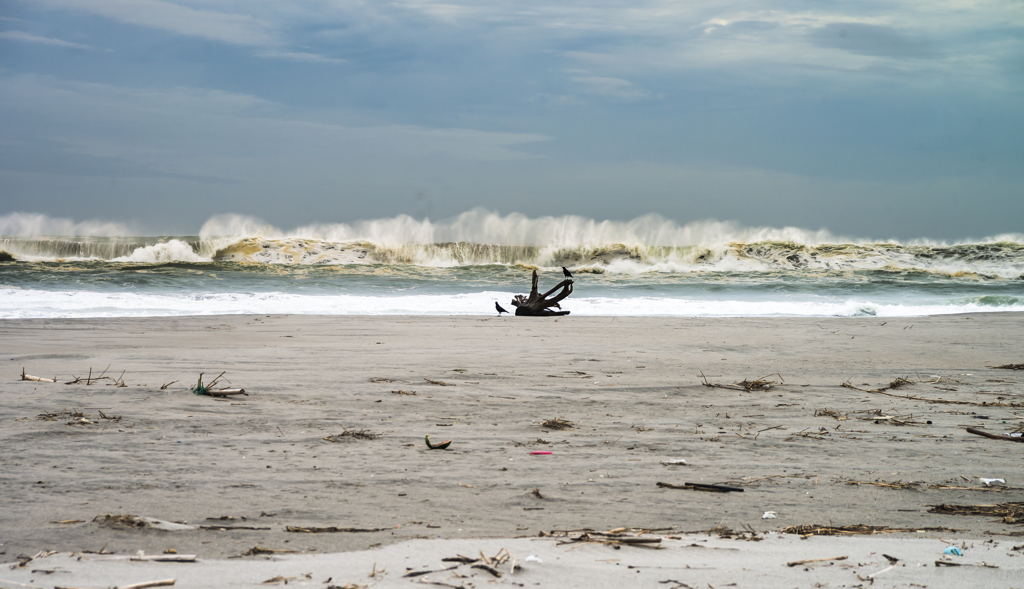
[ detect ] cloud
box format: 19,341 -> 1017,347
256,50 -> 346,65
0,30 -> 94,50
36,0 -> 277,46
810,22 -> 936,59
570,76 -> 655,101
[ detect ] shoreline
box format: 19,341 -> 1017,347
2,313 -> 1023,585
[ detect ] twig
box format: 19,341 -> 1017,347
787,556 -> 847,567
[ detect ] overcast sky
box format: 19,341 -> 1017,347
1,0 -> 1021,239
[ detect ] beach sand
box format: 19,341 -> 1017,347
2,313 -> 1023,587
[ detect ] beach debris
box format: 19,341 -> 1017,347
524,555 -> 542,563
285,526 -> 390,533
160,380 -> 178,389
20,367 -> 57,382
780,524 -> 958,537
94,515 -> 196,531
237,546 -> 298,557
990,363 -> 1024,370
65,365 -> 123,385
425,434 -> 451,450
842,378 -> 1024,407
368,377 -> 394,383
981,478 -> 1007,486
52,579 -> 178,589
262,574 -> 312,585
786,555 -> 847,567
510,269 -> 573,317
700,371 -> 783,391
546,528 -> 665,549
424,378 -> 455,386
966,427 -> 1024,443
944,546 -> 963,556
845,479 -> 919,490
189,372 -> 246,397
390,389 -> 417,395
656,482 -> 743,493
324,428 -> 380,442
540,417 -> 575,430
762,511 -> 777,519
530,451 -> 552,455
928,502 -> 1024,522
199,524 -> 270,531
660,459 -> 688,466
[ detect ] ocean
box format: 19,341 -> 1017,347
1,211 -> 1022,319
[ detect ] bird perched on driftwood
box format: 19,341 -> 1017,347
495,301 -> 509,316
562,266 -> 573,278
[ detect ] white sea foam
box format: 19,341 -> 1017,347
113,240 -> 210,263
2,289 -> 1021,319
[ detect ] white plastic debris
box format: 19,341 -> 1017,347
524,555 -> 542,563
660,459 -> 688,466
762,511 -> 777,519
981,478 -> 1006,486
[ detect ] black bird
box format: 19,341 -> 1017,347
495,301 -> 509,316
562,266 -> 573,278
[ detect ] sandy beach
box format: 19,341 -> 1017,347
2,313 -> 1024,587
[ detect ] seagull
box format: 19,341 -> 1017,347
495,301 -> 509,316
562,266 -> 573,278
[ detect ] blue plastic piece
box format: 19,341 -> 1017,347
943,546 -> 962,556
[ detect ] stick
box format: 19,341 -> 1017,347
842,382 -> 1024,407
20,368 -> 57,382
208,389 -> 247,396
787,555 -> 847,567
160,381 -> 178,390
966,427 -> 1024,443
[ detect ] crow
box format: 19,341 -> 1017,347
562,266 -> 573,278
495,301 -> 509,316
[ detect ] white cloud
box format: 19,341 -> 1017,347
0,30 -> 94,49
570,76 -> 654,101
256,50 -> 346,64
36,0 -> 278,46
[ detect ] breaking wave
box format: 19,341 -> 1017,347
2,210 -> 1023,278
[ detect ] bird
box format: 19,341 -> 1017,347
495,301 -> 509,316
562,266 -> 573,278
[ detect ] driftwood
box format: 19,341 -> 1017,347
966,427 -> 1024,443
20,367 -> 56,382
190,372 -> 247,397
511,270 -> 572,316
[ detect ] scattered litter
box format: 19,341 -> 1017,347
189,372 -> 246,397
656,482 -> 743,493
944,546 -> 963,556
762,511 -> 777,519
94,514 -> 196,531
786,555 -> 846,567
981,478 -> 1007,486
540,417 -> 575,430
425,435 -> 451,450
524,555 -> 542,563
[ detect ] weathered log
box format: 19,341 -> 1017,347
511,270 -> 572,316
21,367 -> 57,382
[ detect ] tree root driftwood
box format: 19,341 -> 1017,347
510,269 -> 572,316
190,372 -> 246,397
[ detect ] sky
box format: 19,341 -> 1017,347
0,0 -> 1022,240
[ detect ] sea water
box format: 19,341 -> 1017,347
1,211 -> 1022,319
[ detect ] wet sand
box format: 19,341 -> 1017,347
2,314 -> 1023,587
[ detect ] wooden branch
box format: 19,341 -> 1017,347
787,556 -> 847,567
208,389 -> 247,397
966,427 -> 1024,443
20,368 -> 57,383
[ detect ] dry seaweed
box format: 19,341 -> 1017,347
540,417 -> 575,430
700,371 -> 783,392
323,428 -> 380,442
928,503 -> 1024,520
780,524 -> 958,536
990,364 -> 1024,370
845,479 -> 919,490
